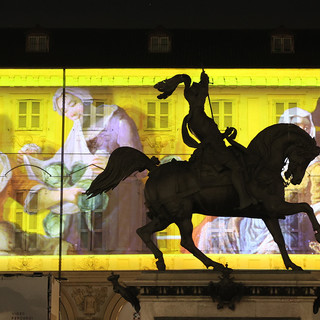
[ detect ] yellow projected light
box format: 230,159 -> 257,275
0,69 -> 64,86
0,254 -> 319,271
0,68 -> 319,272
0,68 -> 319,87
64,68 -> 320,87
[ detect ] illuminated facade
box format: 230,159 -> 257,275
1,27 -> 320,319
0,68 -> 319,273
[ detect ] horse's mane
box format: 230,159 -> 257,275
247,123 -> 315,159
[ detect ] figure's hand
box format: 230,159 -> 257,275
17,144 -> 41,164
91,156 -> 108,174
64,187 -> 84,204
200,70 -> 209,85
17,150 -> 31,164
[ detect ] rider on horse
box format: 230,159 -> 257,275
155,70 -> 256,209
87,72 -> 320,271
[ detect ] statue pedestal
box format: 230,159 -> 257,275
120,270 -> 320,320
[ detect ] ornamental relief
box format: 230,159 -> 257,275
70,285 -> 109,319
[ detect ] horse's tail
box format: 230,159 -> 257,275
86,146 -> 159,198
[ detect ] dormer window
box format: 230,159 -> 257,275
26,33 -> 49,53
148,27 -> 172,53
149,35 -> 171,53
271,34 -> 294,54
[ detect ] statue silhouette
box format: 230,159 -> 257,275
107,273 -> 140,313
155,71 -> 255,209
86,72 -> 320,271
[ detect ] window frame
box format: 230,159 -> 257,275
209,99 -> 237,131
144,100 -> 172,131
149,35 -> 172,53
80,209 -> 104,253
272,100 -> 299,124
82,99 -> 107,131
14,190 -> 39,253
271,35 -> 295,54
26,34 -> 50,53
16,99 -> 42,131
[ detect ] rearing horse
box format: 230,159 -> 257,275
86,123 -> 320,271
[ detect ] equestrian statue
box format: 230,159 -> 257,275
86,71 -> 320,271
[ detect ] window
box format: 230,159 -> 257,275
17,100 -> 42,130
146,101 -> 170,130
149,36 -> 171,53
80,205 -> 104,253
271,35 -> 294,54
82,100 -> 107,130
274,101 -> 298,123
15,190 -> 39,252
26,34 -> 49,53
212,100 -> 233,130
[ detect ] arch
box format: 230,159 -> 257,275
103,293 -> 128,320
60,291 -> 75,320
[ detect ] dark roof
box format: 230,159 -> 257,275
1,28 -> 320,68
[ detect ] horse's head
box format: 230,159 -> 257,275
285,144 -> 320,185
248,123 -> 320,186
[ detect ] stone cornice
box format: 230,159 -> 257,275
0,69 -> 319,87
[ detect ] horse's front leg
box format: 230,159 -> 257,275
277,201 -> 320,243
303,203 -> 320,243
263,217 -> 302,271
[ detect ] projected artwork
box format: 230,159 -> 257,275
193,106 -> 320,254
19,87 -> 146,254
86,71 -> 320,272
0,85 -> 147,255
0,68 -> 319,263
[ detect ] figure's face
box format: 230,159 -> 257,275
56,93 -> 83,120
294,117 -> 312,136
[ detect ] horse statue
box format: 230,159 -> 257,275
86,73 -> 320,272
86,123 -> 320,271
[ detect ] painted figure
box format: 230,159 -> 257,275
279,107 -> 319,214
21,88 -> 146,253
279,107 -> 320,252
195,106 -> 320,254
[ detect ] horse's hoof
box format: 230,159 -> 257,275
156,260 -> 166,271
212,263 -> 226,272
229,303 -> 235,311
288,265 -> 303,271
225,266 -> 233,273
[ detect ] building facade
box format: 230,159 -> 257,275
1,27 -> 320,319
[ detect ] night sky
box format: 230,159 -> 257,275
0,0 -> 319,29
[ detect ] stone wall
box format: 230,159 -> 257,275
54,270 -> 320,319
